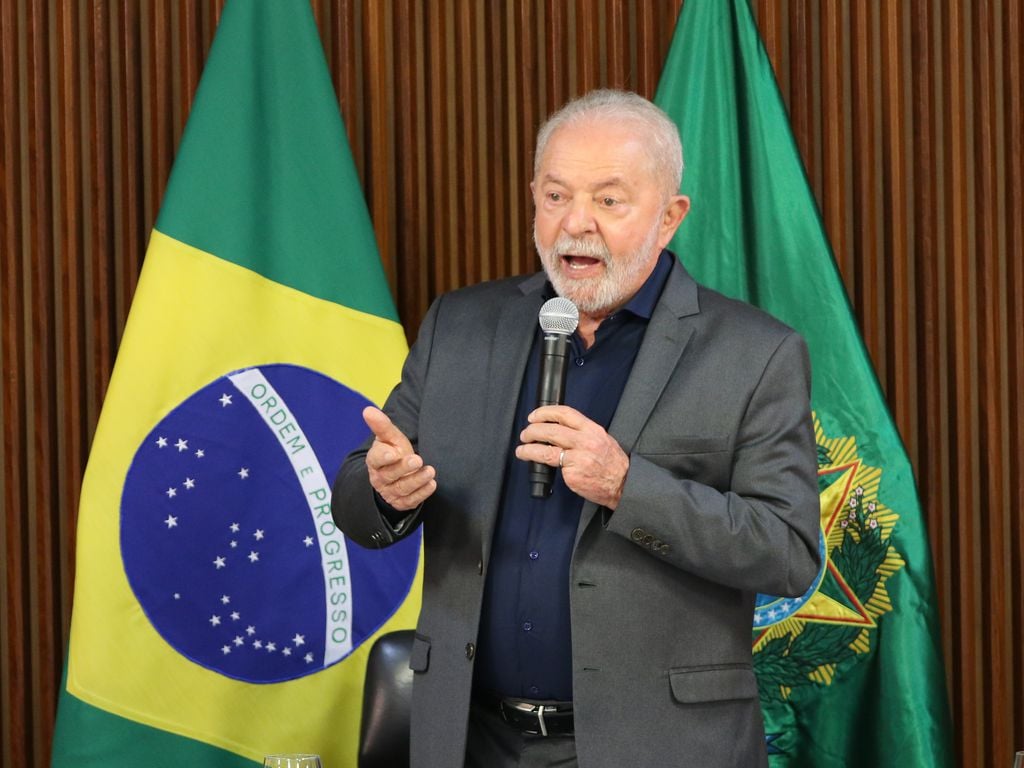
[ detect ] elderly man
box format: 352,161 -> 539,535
333,90 -> 821,767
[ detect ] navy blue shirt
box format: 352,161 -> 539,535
473,250 -> 674,700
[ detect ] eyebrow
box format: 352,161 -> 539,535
539,174 -> 631,191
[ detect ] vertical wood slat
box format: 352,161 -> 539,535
880,3 -> 909,440
973,0 -> 1007,762
53,0 -> 81,662
909,0 -> 957,704
25,0 -> 56,760
482,2 -> 506,286
1,3 -> 1023,767
0,1 -> 26,764
362,2 -> 395,295
1005,2 -> 1024,761
947,3 -> 984,763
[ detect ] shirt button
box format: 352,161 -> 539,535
529,686 -> 540,696
522,621 -> 533,632
575,357 -> 585,366
465,642 -> 475,660
529,550 -> 539,560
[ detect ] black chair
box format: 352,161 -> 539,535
358,629 -> 414,768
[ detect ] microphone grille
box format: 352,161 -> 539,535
538,297 -> 580,335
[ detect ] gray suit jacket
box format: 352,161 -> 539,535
333,259 -> 821,767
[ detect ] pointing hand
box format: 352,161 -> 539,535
363,406 -> 437,511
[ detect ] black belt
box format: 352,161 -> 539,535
475,691 -> 575,736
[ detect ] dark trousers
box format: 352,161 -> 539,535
464,700 -> 578,768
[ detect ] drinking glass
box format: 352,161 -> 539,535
1013,750 -> 1023,768
263,755 -> 322,768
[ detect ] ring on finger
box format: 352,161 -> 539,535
558,448 -> 566,468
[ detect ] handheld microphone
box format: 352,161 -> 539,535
529,297 -> 580,498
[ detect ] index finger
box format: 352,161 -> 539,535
527,404 -> 588,428
363,406 -> 414,453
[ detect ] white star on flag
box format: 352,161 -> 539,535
164,515 -> 178,529
293,633 -> 305,646
246,625 -> 256,636
165,487 -> 177,499
221,646 -> 231,655
220,595 -> 231,604
175,438 -> 188,452
266,642 -> 277,652
219,393 -> 233,407
304,653 -> 314,663
210,615 -> 221,626
282,647 -> 292,657
230,522 -> 240,533
253,639 -> 263,649
303,536 -> 314,547
213,556 -> 226,569
238,467 -> 250,479
254,529 -> 265,540
229,540 -> 238,548
156,436 -> 168,448
183,477 -> 195,489
233,636 -> 244,646
230,611 -> 240,620
248,550 -> 260,563
195,448 -> 205,458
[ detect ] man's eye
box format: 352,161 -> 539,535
548,192 -> 562,202
601,197 -> 617,207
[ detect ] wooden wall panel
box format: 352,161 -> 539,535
0,1 -> 1021,766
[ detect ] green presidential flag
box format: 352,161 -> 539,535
51,2 -> 420,766
656,1 -> 952,765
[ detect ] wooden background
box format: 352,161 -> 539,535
1,1 -> 1021,766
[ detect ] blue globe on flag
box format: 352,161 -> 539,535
120,363 -> 420,683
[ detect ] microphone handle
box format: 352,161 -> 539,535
529,333 -> 571,498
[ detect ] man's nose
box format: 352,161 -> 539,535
562,198 -> 596,237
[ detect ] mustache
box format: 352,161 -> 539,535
549,235 -> 610,261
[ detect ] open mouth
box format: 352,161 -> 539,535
561,254 -> 603,271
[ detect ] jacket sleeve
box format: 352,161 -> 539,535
605,330 -> 822,597
331,295 -> 442,548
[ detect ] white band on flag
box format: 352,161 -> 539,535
229,367 -> 353,663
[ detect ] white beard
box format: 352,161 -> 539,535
535,217 -> 663,314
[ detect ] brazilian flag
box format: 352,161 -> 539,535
656,1 -> 952,765
51,2 -> 420,766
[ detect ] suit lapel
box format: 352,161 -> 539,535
575,260 -> 702,541
479,273 -> 547,563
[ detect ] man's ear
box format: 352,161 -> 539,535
658,194 -> 691,248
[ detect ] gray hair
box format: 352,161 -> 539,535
533,89 -> 684,197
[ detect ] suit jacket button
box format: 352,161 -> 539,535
465,642 -> 476,660
659,543 -> 671,555
642,534 -> 654,547
631,527 -> 645,542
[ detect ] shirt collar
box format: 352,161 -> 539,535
619,249 -> 673,320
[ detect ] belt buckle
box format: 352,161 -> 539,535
508,700 -> 550,737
